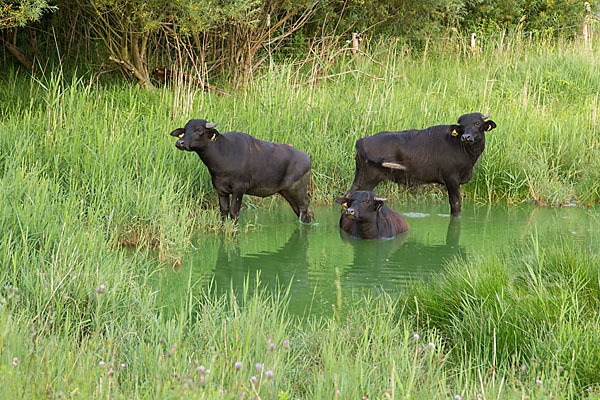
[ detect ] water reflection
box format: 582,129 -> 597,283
340,217 -> 465,294
213,225 -> 313,306
154,201 -> 600,316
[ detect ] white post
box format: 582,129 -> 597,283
470,33 -> 477,53
583,2 -> 591,48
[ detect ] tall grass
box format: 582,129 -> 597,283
2,247 -> 600,398
2,36 -> 599,255
1,35 -> 599,398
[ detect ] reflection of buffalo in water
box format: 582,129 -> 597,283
213,226 -> 312,305
213,218 -> 466,310
341,218 -> 465,289
160,216 -> 467,316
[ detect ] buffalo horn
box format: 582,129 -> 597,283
206,122 -> 219,129
373,196 -> 387,202
481,112 -> 491,119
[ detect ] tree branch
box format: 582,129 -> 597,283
1,37 -> 33,70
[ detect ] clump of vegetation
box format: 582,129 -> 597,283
2,0 -> 596,86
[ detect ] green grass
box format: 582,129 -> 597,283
1,34 -> 600,398
2,246 -> 600,398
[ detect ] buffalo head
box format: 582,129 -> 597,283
451,112 -> 496,145
335,191 -> 387,222
169,119 -> 219,151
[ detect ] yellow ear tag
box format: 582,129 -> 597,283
451,129 -> 458,136
178,133 -> 184,139
342,202 -> 348,210
210,134 -> 217,141
487,125 -> 492,131
376,203 -> 382,211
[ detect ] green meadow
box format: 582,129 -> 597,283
1,34 -> 600,398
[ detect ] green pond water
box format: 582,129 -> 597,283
155,200 -> 599,315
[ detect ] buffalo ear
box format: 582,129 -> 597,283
484,120 -> 497,132
208,128 -> 220,142
449,125 -> 463,137
169,128 -> 185,138
335,197 -> 350,209
373,196 -> 386,211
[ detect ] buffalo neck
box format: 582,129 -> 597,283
354,213 -> 383,239
193,136 -> 226,169
462,137 -> 485,165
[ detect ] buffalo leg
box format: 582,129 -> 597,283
345,170 -> 380,197
229,191 -> 244,221
282,172 -> 313,223
281,188 -> 313,224
218,193 -> 231,221
445,179 -> 462,217
345,155 -> 382,196
280,191 -> 300,217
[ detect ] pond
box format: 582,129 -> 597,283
155,200 -> 600,315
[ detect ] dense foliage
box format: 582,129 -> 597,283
0,0 -> 54,28
1,0 -> 596,86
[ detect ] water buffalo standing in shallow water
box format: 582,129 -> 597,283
170,119 -> 313,223
346,112 -> 497,216
335,190 -> 409,239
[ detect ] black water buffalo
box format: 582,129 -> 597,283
170,119 -> 313,223
335,190 -> 409,239
346,112 -> 497,216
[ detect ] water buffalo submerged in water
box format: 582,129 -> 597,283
170,119 -> 313,223
335,190 -> 409,239
346,112 -> 497,216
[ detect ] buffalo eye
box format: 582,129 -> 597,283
474,122 -> 480,126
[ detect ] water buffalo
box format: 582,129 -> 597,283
345,112 -> 497,216
170,119 -> 313,223
335,190 -> 409,239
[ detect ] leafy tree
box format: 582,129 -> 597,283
1,0 -> 56,70
308,0 -> 464,37
461,0 -> 593,33
1,0 -> 54,28
69,0 -> 259,88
